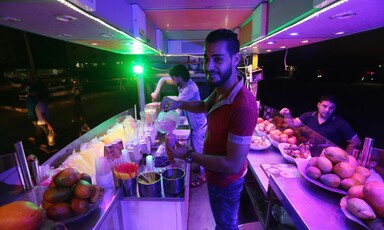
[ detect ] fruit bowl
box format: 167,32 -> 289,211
278,143 -> 311,164
340,196 -> 374,230
250,136 -> 271,150
42,197 -> 102,224
255,125 -> 268,137
295,158 -> 347,195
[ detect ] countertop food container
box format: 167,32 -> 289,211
162,167 -> 185,195
154,110 -> 180,134
137,172 -> 162,197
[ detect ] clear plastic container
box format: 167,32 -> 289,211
154,110 -> 180,134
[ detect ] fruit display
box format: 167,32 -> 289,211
255,118 -> 276,136
268,128 -> 298,145
250,135 -> 271,150
42,167 -> 104,221
281,143 -> 311,159
0,201 -> 43,230
340,181 -> 384,229
304,146 -> 371,191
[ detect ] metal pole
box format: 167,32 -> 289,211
137,74 -> 145,112
14,141 -> 34,190
23,32 -> 36,79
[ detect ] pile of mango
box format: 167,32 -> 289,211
305,146 -> 371,191
42,167 -> 104,221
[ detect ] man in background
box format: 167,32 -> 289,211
280,94 -> 361,154
152,64 -> 207,187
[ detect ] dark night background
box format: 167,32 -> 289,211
1,26 -> 383,152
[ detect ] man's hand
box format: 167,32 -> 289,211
165,138 -> 188,160
151,92 -> 158,102
280,108 -> 292,118
160,96 -> 180,112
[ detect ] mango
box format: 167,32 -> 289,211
351,173 -> 366,185
0,201 -> 43,230
347,198 -> 376,220
46,202 -> 72,221
355,166 -> 371,179
41,199 -> 54,210
333,162 -> 355,179
80,173 -> 92,184
322,146 -> 349,164
316,157 -> 333,173
70,198 -> 89,214
74,180 -> 94,199
90,185 -> 104,204
308,157 -> 318,167
43,186 -> 72,203
363,181 -> 384,218
346,155 -> 358,169
53,168 -> 81,187
306,166 -> 322,180
341,177 -> 360,191
320,173 -> 341,188
348,185 -> 364,199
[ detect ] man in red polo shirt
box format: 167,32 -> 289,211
161,29 -> 258,230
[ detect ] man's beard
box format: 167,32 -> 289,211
206,66 -> 232,87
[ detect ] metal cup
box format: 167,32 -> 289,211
162,168 -> 185,195
137,172 -> 162,197
119,178 -> 137,197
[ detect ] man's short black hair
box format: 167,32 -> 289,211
319,94 -> 338,106
205,29 -> 240,56
169,64 -> 190,81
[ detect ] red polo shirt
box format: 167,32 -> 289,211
204,80 -> 258,187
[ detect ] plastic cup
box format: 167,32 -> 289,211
95,156 -> 114,189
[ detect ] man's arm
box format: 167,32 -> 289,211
345,134 -> 362,154
151,77 -> 175,102
161,95 -> 208,114
280,107 -> 302,127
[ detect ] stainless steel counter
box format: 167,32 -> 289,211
269,175 -> 362,230
37,110 -> 190,229
246,146 -> 364,230
247,147 -> 285,197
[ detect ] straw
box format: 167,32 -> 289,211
138,172 -> 157,184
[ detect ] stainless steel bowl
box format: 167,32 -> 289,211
162,168 -> 185,195
137,172 -> 162,197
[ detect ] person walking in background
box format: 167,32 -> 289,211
280,94 -> 361,154
152,64 -> 207,187
35,84 -> 56,153
161,29 -> 258,229
25,83 -> 38,143
72,94 -> 89,136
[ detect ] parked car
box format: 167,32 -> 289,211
18,78 -> 82,100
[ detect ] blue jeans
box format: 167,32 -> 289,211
207,177 -> 244,230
